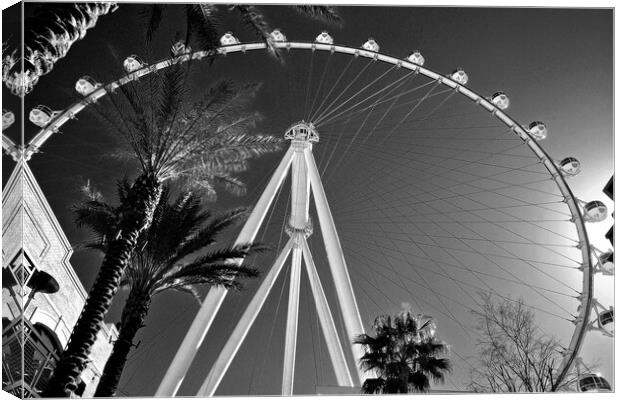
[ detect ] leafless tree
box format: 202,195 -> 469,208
468,294 -> 582,392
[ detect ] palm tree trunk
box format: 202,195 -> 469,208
43,173 -> 161,397
94,290 -> 151,397
398,368 -> 409,393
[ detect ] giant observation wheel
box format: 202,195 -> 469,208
4,29 -> 613,395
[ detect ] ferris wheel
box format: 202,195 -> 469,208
4,29 -> 613,395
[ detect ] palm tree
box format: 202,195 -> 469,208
142,4 -> 343,60
4,2 -> 119,96
71,183 -> 265,397
354,311 -> 452,394
43,62 -> 282,397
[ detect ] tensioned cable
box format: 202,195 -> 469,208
351,254 -> 498,393
328,141 -> 570,219
309,55 -> 357,123
319,115 -> 352,178
323,134 -> 546,200
357,218 -> 482,336
316,78 -> 443,127
320,128 -> 580,278
318,70 -> 417,176
346,192 -> 495,312
377,181 -> 581,311
380,80 -> 443,143
345,248 -> 479,337
334,165 -> 580,265
320,87 -> 467,189
334,179 -> 575,268
320,105 -> 509,134
344,234 -> 574,322
322,136 -> 551,207
303,50 -> 316,121
342,210 -> 581,297
323,87 -> 457,184
307,53 -> 333,122
333,176 -> 566,223
347,231 -> 574,298
347,251 -> 482,380
122,303 -> 197,378
325,96 -> 381,177
314,67 -> 418,126
348,227 -> 479,337
333,163 -> 561,215
321,127 -> 534,203
321,70 -> 421,180
342,228 -> 578,271
312,58 -> 376,124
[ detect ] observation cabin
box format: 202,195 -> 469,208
559,157 -> 581,177
584,201 -> 608,222
29,105 -> 57,128
284,121 -> 319,143
3,108 -> 15,130
315,31 -> 334,45
171,41 -> 191,56
597,251 -> 614,275
451,68 -> 468,85
270,29 -> 287,42
578,374 -> 612,392
220,32 -> 240,46
599,307 -> 614,326
528,121 -> 548,141
491,92 -> 510,110
75,76 -> 101,96
407,51 -> 425,66
123,55 -> 144,73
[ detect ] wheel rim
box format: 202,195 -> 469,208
20,40 -> 598,393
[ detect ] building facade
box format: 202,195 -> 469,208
2,160 -> 117,398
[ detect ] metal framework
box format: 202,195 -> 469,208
2,39 -> 602,394
158,122 -> 366,396
187,122 -> 363,396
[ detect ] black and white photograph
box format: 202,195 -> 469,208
1,1 -> 614,398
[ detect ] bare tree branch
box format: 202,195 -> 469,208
468,294 -> 584,393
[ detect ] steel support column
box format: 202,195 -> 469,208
156,147 -> 295,397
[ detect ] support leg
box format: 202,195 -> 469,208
300,237 -> 354,387
282,243 -> 302,395
197,239 -> 294,396
304,147 -> 366,385
156,147 -> 295,397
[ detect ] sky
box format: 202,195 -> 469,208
1,2 -> 614,397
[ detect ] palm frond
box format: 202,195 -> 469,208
179,243 -> 270,270
156,63 -> 188,127
140,4 -> 165,43
408,371 -> 430,392
170,284 -> 203,304
159,263 -> 260,292
72,199 -> 117,236
185,4 -> 220,51
417,356 -> 451,382
292,5 -> 343,27
232,5 -> 281,61
96,55 -> 279,198
212,174 -> 247,198
72,241 -> 107,254
358,310 -> 452,393
362,378 -> 386,394
170,207 -> 249,264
